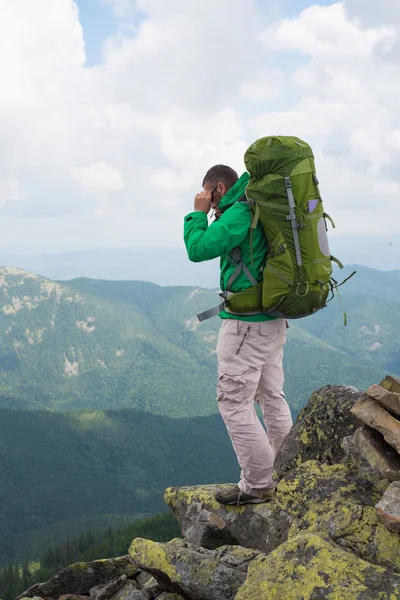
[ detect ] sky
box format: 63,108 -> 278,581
0,0 -> 399,255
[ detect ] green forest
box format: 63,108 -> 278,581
0,512 -> 180,600
0,265 -> 399,593
0,408 -> 239,566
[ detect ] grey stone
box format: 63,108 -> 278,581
376,481 -> 400,533
129,537 -> 246,600
164,484 -> 291,554
109,582 -> 144,600
351,394 -> 400,453
274,385 -> 361,479
235,533 -> 400,600
353,426 -> 400,482
367,383 -> 400,417
90,575 -> 127,600
17,556 -> 137,599
276,459 -> 400,572
135,571 -> 158,591
380,375 -> 400,394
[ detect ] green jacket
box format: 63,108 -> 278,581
183,172 -> 273,321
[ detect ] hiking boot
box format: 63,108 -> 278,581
215,485 -> 275,506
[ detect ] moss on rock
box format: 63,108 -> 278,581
129,537 -> 245,600
235,533 -> 400,600
274,460 -> 400,572
274,386 -> 360,479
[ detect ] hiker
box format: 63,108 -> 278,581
184,164 -> 293,506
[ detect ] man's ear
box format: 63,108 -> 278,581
217,182 -> 228,196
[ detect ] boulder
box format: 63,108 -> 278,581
380,375 -> 400,394
366,384 -> 400,417
376,481 -> 400,533
274,385 -> 361,479
351,395 -> 400,453
164,484 -> 291,554
342,426 -> 400,484
109,582 -> 145,600
235,533 -> 400,600
129,537 -> 248,600
17,556 -> 138,600
276,460 -> 400,572
90,575 -> 127,600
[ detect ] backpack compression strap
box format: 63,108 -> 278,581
196,249 -> 259,323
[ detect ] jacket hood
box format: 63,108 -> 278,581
218,172 -> 250,213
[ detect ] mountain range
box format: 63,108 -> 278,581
0,263 -> 399,567
0,235 -> 399,287
0,265 -> 398,417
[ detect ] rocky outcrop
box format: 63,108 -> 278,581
19,381 -> 400,600
17,557 -> 138,600
163,485 -> 291,554
376,481 -> 400,533
235,533 -> 400,600
273,385 -> 361,479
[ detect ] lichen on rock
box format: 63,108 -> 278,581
274,385 -> 361,479
275,459 -> 400,572
234,533 -> 400,600
129,537 -> 246,600
164,484 -> 291,554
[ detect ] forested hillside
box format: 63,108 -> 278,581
0,264 -> 399,571
0,266 -> 398,417
0,409 -> 238,566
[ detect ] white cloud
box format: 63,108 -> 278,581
0,0 -> 399,255
71,162 -> 124,197
241,69 -> 285,101
257,2 -> 400,234
0,179 -> 28,208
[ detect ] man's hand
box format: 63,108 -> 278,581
194,191 -> 212,214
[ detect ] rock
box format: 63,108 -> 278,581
60,596 -> 89,600
367,383 -> 400,417
90,575 -> 127,600
342,426 -> 400,485
212,546 -> 261,572
274,385 -> 361,479
276,459 -> 400,572
164,484 -> 291,554
135,570 -> 160,595
376,481 -> 400,533
351,394 -> 400,453
380,374 -> 400,394
349,426 -> 400,483
109,582 -> 145,600
17,556 -> 138,599
129,537 -> 246,600
234,533 -> 400,600
157,595 -> 184,600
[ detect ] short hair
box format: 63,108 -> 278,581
202,164 -> 238,190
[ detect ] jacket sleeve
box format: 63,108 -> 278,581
183,204 -> 250,262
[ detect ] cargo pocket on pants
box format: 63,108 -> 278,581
217,362 -> 249,400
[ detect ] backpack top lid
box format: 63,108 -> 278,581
244,136 -> 314,179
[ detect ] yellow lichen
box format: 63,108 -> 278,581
129,538 -> 180,582
164,485 -> 246,513
235,533 -> 392,600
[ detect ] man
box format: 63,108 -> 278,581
184,164 -> 293,506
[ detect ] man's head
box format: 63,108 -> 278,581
202,165 -> 238,217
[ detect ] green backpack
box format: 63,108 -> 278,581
201,136 -> 353,323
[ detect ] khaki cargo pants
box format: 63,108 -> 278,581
216,318 -> 292,497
